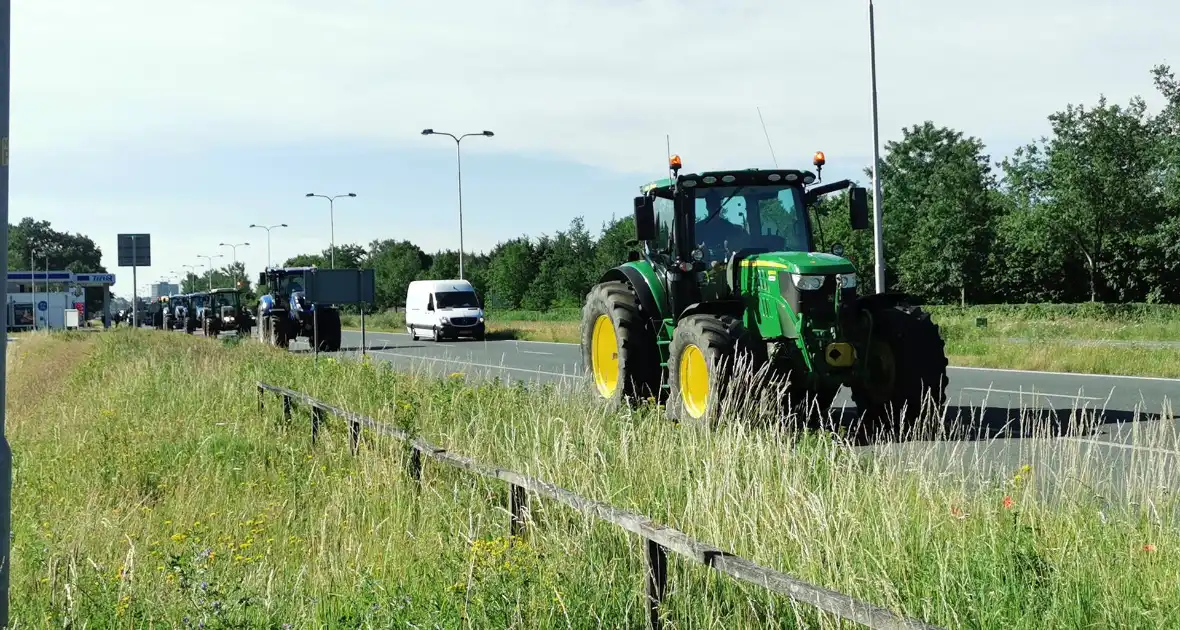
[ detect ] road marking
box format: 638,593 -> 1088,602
345,330 -> 1180,383
1062,437 -> 1180,458
952,365 -> 1180,383
519,350 -> 554,356
961,387 -> 1103,401
368,349 -> 581,380
344,329 -> 576,348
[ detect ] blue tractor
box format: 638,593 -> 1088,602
256,267 -> 343,352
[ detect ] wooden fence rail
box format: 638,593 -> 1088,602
256,381 -> 944,630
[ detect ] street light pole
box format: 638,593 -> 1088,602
249,223 -> 288,268
182,264 -> 199,292
868,0 -> 886,294
196,254 -> 224,291
421,128 -> 494,280
218,242 -> 249,286
304,194 -> 356,268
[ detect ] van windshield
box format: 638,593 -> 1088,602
435,290 -> 479,309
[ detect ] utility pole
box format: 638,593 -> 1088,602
421,128 -> 494,280
0,0 -> 15,620
304,194 -> 356,268
196,254 -> 223,291
869,0 -> 886,294
218,242 -> 249,286
249,223 -> 287,268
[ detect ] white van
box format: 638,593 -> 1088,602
405,279 -> 486,341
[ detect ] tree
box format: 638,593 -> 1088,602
368,239 -> 429,309
8,218 -> 105,273
873,122 -> 998,305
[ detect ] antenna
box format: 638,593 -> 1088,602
756,107 -> 779,168
666,134 -> 672,180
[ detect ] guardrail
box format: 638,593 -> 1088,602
255,381 -> 944,630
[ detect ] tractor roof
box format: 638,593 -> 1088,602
267,266 -> 317,274
640,168 -> 818,194
208,287 -> 241,294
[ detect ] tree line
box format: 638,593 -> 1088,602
22,61 -> 1180,312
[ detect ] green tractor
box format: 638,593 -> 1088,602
580,153 -> 948,434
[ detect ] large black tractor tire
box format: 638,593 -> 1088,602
162,315 -> 173,331
314,310 -> 342,352
666,314 -> 762,424
579,281 -> 661,409
849,303 -> 949,441
207,317 -> 222,338
185,317 -> 197,335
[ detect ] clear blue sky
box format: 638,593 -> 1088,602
9,0 -> 1175,299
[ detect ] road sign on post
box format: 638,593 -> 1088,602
117,234 -> 151,327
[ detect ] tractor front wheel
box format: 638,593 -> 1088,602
849,303 -> 949,441
579,281 -> 660,409
666,314 -> 760,423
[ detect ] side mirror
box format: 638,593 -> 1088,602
849,187 -> 870,231
633,196 -> 657,241
426,301 -> 434,311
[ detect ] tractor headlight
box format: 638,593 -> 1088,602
790,274 -> 825,291
837,273 -> 858,289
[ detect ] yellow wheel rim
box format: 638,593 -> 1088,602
678,344 -> 710,419
591,314 -> 619,397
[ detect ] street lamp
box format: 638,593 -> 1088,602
248,223 -> 288,268
218,242 -> 249,286
196,254 -> 224,291
182,264 -> 199,292
304,193 -> 356,268
422,128 -> 494,280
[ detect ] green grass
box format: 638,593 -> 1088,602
340,304 -> 1180,377
8,329 -> 1180,627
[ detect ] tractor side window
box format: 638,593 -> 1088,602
653,197 -> 674,255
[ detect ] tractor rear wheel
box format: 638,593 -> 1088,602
849,303 -> 948,440
269,316 -> 289,349
666,314 -> 761,423
163,315 -> 173,331
579,281 -> 660,409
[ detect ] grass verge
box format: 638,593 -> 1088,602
11,329 -> 1178,627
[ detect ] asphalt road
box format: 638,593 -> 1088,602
287,329 -> 1179,505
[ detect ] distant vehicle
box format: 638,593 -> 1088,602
405,279 -> 485,341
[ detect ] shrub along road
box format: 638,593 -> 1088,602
283,329 -> 1180,506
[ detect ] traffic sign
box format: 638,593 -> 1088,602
117,234 -> 151,267
37,301 -> 46,312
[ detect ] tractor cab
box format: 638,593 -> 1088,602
203,287 -> 254,336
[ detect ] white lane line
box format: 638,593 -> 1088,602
1062,437 -> 1180,457
961,387 -> 1103,401
346,329 -> 1180,383
344,329 -> 575,348
519,350 -> 554,356
952,365 -> 1180,383
368,349 -> 580,380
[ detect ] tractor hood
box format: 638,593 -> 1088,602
743,251 -> 856,275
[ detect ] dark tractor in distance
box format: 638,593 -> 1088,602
579,153 -> 948,434
202,287 -> 255,338
256,267 -> 342,352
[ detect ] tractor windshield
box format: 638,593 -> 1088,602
691,185 -> 810,263
211,293 -> 236,309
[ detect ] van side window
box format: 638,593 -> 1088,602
427,294 -> 434,310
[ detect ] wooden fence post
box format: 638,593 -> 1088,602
509,484 -> 528,538
312,407 -> 324,445
349,420 -> 361,455
283,395 -> 292,423
645,540 -> 668,630
406,448 -> 422,484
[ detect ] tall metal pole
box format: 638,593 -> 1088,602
869,0 -> 886,294
250,223 -> 287,268
218,242 -> 248,286
131,237 -> 139,327
197,255 -> 223,291
0,0 -> 14,619
421,129 -> 494,280
304,195 -> 355,269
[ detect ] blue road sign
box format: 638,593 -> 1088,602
37,301 -> 46,312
